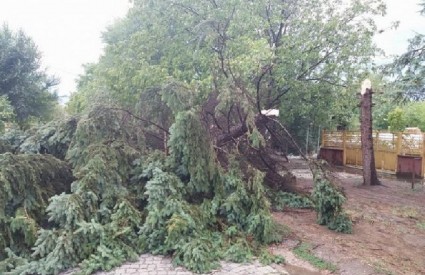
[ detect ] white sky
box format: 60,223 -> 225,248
0,0 -> 424,101
0,0 -> 131,101
374,0 -> 424,58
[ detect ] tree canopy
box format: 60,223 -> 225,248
0,25 -> 58,128
70,0 -> 385,139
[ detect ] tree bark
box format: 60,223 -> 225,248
360,80 -> 380,186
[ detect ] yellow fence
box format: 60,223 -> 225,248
322,130 -> 425,176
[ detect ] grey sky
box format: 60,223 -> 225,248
374,0 -> 424,57
0,0 -> 424,101
0,0 -> 130,101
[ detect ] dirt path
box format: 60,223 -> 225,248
274,160 -> 425,275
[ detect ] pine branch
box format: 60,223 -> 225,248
108,107 -> 170,135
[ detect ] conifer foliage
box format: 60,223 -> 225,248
0,106 -> 283,274
310,161 -> 352,233
0,153 -> 73,263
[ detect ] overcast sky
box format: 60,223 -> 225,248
0,0 -> 131,101
0,0 -> 424,101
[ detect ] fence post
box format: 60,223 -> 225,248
422,133 -> 425,178
396,132 -> 402,174
375,131 -> 380,170
321,129 -> 325,148
342,131 -> 347,166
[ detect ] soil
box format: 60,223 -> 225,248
272,158 -> 425,275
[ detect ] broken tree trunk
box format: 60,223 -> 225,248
360,79 -> 380,186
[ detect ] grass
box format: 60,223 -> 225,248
372,260 -> 395,275
417,221 -> 425,230
392,206 -> 420,219
293,242 -> 337,272
275,223 -> 292,239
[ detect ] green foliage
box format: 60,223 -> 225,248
0,153 -> 73,270
269,191 -> 314,211
70,0 -> 385,152
172,234 -> 222,273
387,107 -> 406,131
138,167 -> 189,255
0,95 -> 14,133
223,239 -> 253,263
0,108 -> 282,274
18,117 -> 78,159
0,248 -> 28,272
136,112 -> 282,273
326,212 -> 353,234
77,199 -> 143,274
219,159 -> 282,245
258,249 -> 285,265
7,107 -> 145,275
0,25 -> 58,126
403,101 -> 425,131
384,102 -> 425,132
293,243 -> 337,272
0,128 -> 27,153
167,110 -> 218,195
311,161 -> 352,233
417,221 -> 425,230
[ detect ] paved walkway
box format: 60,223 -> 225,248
90,254 -> 287,275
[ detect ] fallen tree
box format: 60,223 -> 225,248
0,107 -> 286,274
0,103 -> 352,274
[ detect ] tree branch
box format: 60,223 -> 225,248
108,107 -> 170,135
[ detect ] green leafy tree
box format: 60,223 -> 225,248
403,101 -> 425,131
70,0 -> 386,151
0,25 -> 58,127
384,102 -> 425,132
387,107 -> 406,131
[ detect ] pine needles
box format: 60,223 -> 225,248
310,161 -> 352,233
0,153 -> 73,266
0,107 -> 349,274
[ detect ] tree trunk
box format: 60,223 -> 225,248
360,80 -> 380,186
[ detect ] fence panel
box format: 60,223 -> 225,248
321,130 -> 425,176
401,133 -> 423,156
322,131 -> 343,148
374,132 -> 398,172
345,131 -> 362,166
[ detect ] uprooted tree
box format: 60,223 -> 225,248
0,0 -> 385,273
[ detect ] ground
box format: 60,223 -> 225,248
63,159 -> 425,275
273,159 -> 425,275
